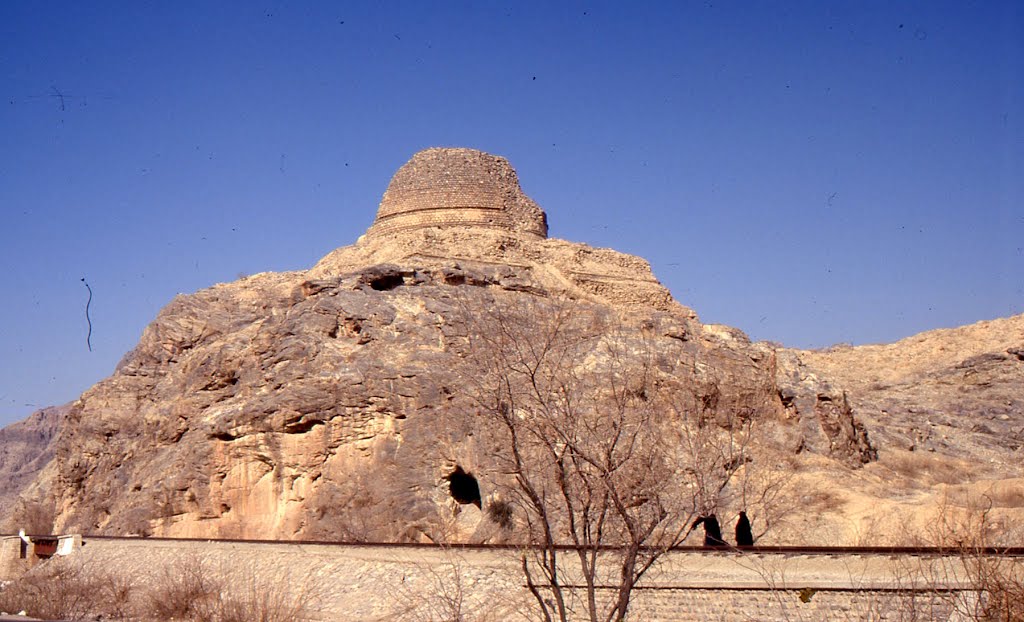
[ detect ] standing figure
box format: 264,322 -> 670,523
703,514 -> 725,547
693,514 -> 726,547
736,511 -> 754,547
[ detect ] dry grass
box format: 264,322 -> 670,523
879,449 -> 974,487
799,486 -> 847,515
0,551 -> 322,621
940,481 -> 1024,510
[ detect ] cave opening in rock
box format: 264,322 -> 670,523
368,273 -> 404,291
445,465 -> 481,508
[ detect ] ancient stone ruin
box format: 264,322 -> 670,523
315,147 -> 684,313
365,147 -> 548,240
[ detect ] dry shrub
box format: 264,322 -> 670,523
875,556 -> 962,622
215,562 -> 322,622
146,553 -> 219,620
851,514 -> 892,547
385,548 -> 514,622
486,498 -> 514,530
0,550 -> 322,622
871,492 -> 1024,622
386,554 -> 470,622
0,557 -> 135,620
143,552 -> 322,622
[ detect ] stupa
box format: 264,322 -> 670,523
312,147 -> 684,314
364,148 -> 548,239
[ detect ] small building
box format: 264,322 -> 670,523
0,533 -> 81,579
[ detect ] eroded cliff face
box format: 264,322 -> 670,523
0,404 -> 66,527
46,251 -> 873,540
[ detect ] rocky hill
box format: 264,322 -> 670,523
0,404 -> 66,528
4,148 -> 1021,545
798,315 -> 1024,463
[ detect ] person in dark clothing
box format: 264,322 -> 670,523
692,514 -> 726,547
703,514 -> 725,547
735,511 -> 754,547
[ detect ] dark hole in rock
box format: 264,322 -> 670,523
778,390 -> 796,408
369,274 -> 404,291
446,465 -> 481,508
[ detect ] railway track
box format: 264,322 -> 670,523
61,534 -> 1024,557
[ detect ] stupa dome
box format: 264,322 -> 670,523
365,148 -> 548,239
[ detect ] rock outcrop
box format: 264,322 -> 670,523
50,260 -> 874,540
0,404 -> 66,528
5,147 -> 1019,545
19,148 -> 869,541
795,315 -> 1024,468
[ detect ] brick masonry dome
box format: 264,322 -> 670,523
365,148 -> 548,239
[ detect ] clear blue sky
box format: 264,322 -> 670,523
2,1 -> 1021,427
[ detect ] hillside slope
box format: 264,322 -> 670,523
4,148 -> 1020,546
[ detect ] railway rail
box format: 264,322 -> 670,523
45,534 -> 1024,557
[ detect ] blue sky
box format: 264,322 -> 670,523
1,1 -> 1021,427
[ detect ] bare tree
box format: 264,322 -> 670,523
4,498 -> 56,535
454,292 -> 751,622
926,492 -> 1024,621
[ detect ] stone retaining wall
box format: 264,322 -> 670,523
2,537 -> 996,621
